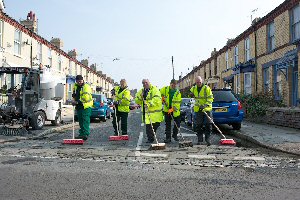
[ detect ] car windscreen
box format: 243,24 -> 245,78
92,94 -> 102,102
212,91 -> 238,102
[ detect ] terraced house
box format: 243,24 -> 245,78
179,0 -> 300,107
0,7 -> 114,103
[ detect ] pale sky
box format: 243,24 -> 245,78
5,0 -> 284,90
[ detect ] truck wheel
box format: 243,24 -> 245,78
31,111 -> 46,130
51,110 -> 61,126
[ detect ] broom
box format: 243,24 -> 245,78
202,111 -> 236,145
109,106 -> 129,141
145,104 -> 165,150
170,114 -> 193,148
63,105 -> 84,145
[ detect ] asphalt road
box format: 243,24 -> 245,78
0,109 -> 299,199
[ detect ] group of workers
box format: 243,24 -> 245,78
71,74 -> 214,146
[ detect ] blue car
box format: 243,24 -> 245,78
91,94 -> 113,121
185,88 -> 244,130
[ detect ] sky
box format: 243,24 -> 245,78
5,0 -> 285,90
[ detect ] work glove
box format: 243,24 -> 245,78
72,93 -> 76,98
199,104 -> 208,110
162,96 -> 166,103
167,107 -> 174,114
113,101 -> 119,106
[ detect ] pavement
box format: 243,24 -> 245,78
0,119 -> 300,156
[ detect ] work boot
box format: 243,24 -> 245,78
197,134 -> 203,145
164,138 -> 171,143
205,136 -> 211,146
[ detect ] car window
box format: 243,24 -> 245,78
102,96 -> 107,103
181,98 -> 191,106
92,94 -> 101,102
212,91 -> 238,102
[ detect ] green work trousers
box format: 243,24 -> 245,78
77,108 -> 92,137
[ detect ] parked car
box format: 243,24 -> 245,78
75,94 -> 112,122
185,88 -> 244,130
180,98 -> 194,121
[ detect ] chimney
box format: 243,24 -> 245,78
81,59 -> 88,67
97,70 -> 102,75
0,0 -> 5,11
211,48 -> 217,56
90,63 -> 97,71
68,49 -> 77,59
50,38 -> 64,49
20,11 -> 38,33
252,17 -> 261,25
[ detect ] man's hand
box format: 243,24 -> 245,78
113,101 -> 119,106
72,101 -> 78,106
168,107 -> 174,114
72,93 -> 76,98
199,104 -> 208,110
162,96 -> 166,103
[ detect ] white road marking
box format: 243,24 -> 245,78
141,123 -> 144,126
188,155 -> 216,160
180,133 -> 197,137
135,132 -> 144,157
139,152 -> 168,158
234,156 -> 265,161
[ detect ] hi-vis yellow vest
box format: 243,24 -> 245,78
73,83 -> 93,109
190,85 -> 213,112
113,86 -> 131,113
160,86 -> 182,117
135,85 -> 164,124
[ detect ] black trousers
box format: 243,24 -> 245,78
146,122 -> 160,141
195,111 -> 212,141
164,112 -> 181,139
112,111 -> 128,135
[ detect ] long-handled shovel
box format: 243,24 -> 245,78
202,111 -> 236,145
63,106 -> 84,145
170,114 -> 193,148
145,106 -> 165,150
109,106 -> 129,141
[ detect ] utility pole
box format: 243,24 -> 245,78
172,56 -> 174,80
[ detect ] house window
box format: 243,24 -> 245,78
235,74 -> 240,94
68,84 -> 73,100
225,51 -> 229,69
291,5 -> 300,42
268,22 -> 275,51
274,69 -> 282,100
245,37 -> 250,61
48,48 -> 52,67
234,46 -> 239,66
0,20 -> 3,47
214,65 -> 217,75
14,29 -> 21,55
37,43 -> 42,63
209,63 -> 212,77
58,56 -> 62,71
264,67 -> 270,92
69,61 -> 72,75
244,72 -> 252,95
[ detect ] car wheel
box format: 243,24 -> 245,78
31,111 -> 46,130
51,110 -> 61,126
232,123 -> 241,130
101,113 -> 107,122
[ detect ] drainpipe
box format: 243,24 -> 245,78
254,26 -> 258,93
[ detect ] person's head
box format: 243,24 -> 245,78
170,79 -> 177,89
195,76 -> 203,87
75,75 -> 84,86
142,79 -> 150,89
120,79 -> 127,89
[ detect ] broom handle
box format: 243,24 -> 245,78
169,113 -> 185,141
72,105 -> 75,139
202,111 -> 226,139
144,101 -> 159,144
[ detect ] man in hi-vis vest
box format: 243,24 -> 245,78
72,75 -> 93,140
160,79 -> 182,143
190,76 -> 214,146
